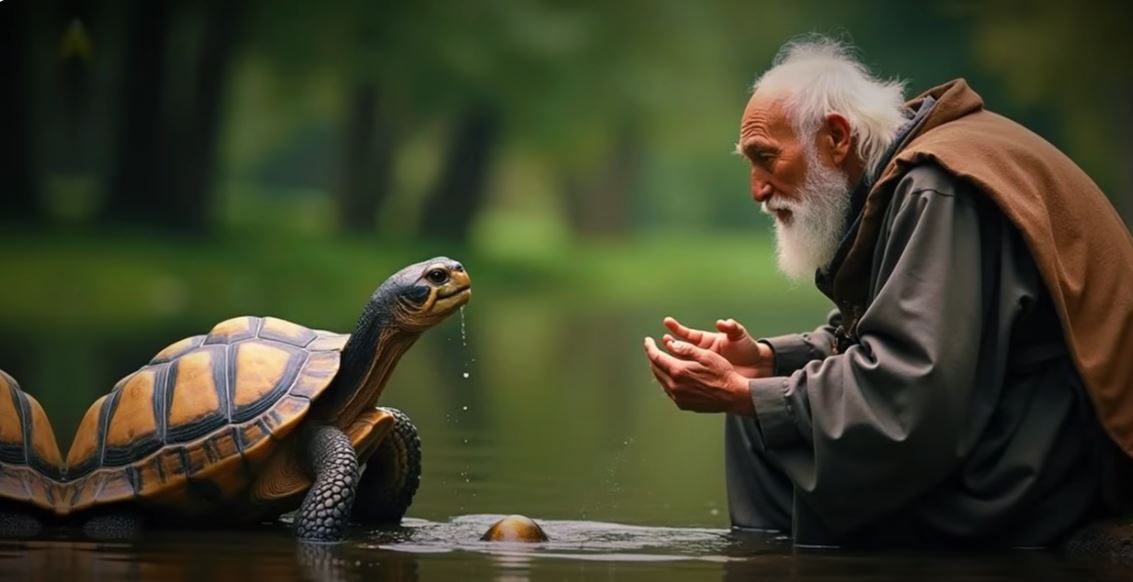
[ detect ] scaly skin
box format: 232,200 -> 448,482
295,426 -> 359,542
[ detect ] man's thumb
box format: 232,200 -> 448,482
719,318 -> 749,340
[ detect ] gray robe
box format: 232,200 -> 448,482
726,163 -> 1131,547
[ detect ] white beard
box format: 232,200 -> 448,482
762,144 -> 852,282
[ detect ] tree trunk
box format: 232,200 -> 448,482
0,0 -> 42,223
336,81 -> 393,234
101,0 -> 172,225
419,105 -> 501,242
562,123 -> 642,238
168,0 -> 247,232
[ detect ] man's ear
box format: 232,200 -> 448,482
823,112 -> 853,166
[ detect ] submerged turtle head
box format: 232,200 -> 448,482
377,257 -> 471,332
481,514 -> 549,542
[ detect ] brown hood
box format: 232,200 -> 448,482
834,79 -> 1133,457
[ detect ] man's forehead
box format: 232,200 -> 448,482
740,89 -> 792,141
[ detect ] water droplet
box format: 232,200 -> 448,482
459,307 -> 472,380
459,306 -> 468,347
461,405 -> 468,411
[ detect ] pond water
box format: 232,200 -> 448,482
0,516 -> 1126,581
0,268 -> 1126,579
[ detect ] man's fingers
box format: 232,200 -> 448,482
663,317 -> 705,345
645,338 -> 679,400
663,336 -> 702,363
668,339 -> 718,366
644,337 -> 682,376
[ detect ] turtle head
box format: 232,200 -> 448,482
326,258 -> 470,424
376,257 -> 471,333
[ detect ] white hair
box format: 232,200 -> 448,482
753,36 -> 910,177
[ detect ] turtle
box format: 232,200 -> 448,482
0,370 -> 67,537
9,257 -> 469,541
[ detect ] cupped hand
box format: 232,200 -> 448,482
643,336 -> 755,416
662,316 -> 773,379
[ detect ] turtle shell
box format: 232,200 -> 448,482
0,369 -> 66,512
60,316 -> 349,517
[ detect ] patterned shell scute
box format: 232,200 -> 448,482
65,316 -> 350,482
0,370 -> 66,510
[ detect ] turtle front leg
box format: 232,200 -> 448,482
352,407 -> 422,525
295,425 -> 359,542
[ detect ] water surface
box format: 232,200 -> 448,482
0,263 -> 1123,579
1,516 -> 1124,581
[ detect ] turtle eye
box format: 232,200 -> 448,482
426,268 -> 449,285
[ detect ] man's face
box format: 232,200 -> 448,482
738,90 -> 852,281
738,91 -> 809,218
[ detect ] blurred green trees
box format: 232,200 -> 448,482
2,0 -> 1130,240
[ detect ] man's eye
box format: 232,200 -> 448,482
748,152 -> 774,167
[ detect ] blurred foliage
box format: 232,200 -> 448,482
6,0 -> 1129,240
0,232 -> 807,332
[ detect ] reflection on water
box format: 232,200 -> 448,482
0,517 -> 1126,581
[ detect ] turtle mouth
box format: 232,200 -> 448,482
438,285 -> 471,301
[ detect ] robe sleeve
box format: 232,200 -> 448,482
759,310 -> 841,376
747,168 -> 987,534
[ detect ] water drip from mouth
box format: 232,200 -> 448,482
460,307 -> 471,379
459,306 -> 468,348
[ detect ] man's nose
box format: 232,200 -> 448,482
750,169 -> 773,203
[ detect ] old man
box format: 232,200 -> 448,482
643,37 -> 1133,547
